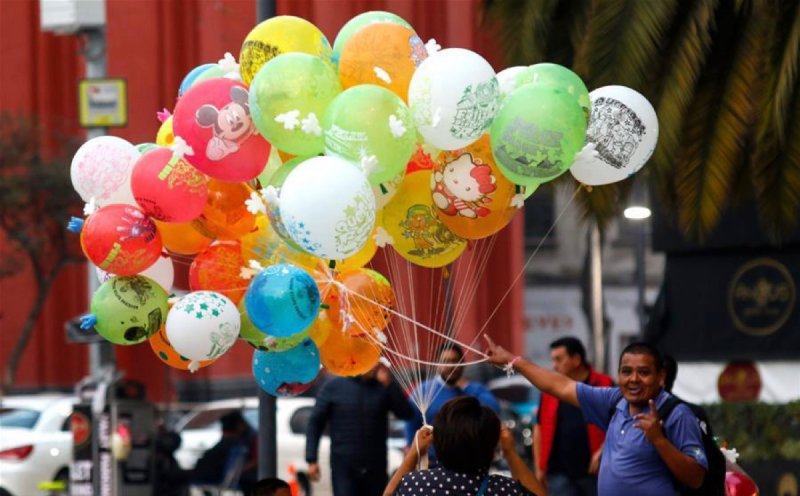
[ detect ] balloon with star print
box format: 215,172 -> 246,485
252,339 -> 321,396
165,291 -> 240,367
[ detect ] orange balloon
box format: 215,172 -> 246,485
149,326 -> 216,370
189,242 -> 248,304
325,269 -> 394,337
194,179 -> 256,241
319,329 -> 381,376
308,314 -> 334,348
338,23 -> 427,102
432,135 -> 518,239
156,220 -> 213,255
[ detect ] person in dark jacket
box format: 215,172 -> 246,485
305,363 -> 414,496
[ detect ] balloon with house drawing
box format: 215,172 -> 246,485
569,85 -> 659,186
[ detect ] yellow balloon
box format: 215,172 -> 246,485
383,169 -> 467,268
239,16 -> 333,85
156,116 -> 174,147
240,215 -> 320,273
335,211 -> 382,272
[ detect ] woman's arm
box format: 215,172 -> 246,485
500,428 -> 547,496
384,426 -> 433,496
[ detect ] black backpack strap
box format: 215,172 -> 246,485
656,395 -> 683,422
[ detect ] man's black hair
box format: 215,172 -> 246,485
220,411 -> 246,433
436,342 -> 464,361
618,341 -> 664,372
549,336 -> 587,366
253,477 -> 290,496
433,396 -> 500,474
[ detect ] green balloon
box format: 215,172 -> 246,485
91,275 -> 169,345
528,63 -> 590,122
249,53 -> 342,156
264,157 -> 308,252
322,84 -> 416,185
332,11 -> 412,65
238,300 -> 309,351
490,84 -> 587,186
257,145 -> 284,187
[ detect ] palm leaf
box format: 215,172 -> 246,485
572,0 -> 679,89
483,0 -> 563,65
750,2 -> 800,241
770,2 -> 800,144
675,4 -> 766,239
649,0 -> 717,210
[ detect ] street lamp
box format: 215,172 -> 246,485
625,180 -> 650,335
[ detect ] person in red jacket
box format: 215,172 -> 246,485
533,337 -> 613,496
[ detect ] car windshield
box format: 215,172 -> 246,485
0,407 -> 41,429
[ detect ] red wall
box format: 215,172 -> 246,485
0,0 -> 524,401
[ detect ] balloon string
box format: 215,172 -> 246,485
475,185 -> 581,337
320,274 -> 489,359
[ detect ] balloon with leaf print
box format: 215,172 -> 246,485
89,275 -> 169,345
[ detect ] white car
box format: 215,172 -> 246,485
174,397 -> 404,496
0,395 -> 77,496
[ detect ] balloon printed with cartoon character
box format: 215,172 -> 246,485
173,78 -> 271,182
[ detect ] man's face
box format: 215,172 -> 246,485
618,353 -> 665,408
550,346 -> 580,376
438,349 -> 463,385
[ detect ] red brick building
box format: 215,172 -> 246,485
0,0 -> 524,402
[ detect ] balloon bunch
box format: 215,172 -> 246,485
67,12 -> 658,398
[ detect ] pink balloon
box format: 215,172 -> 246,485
70,136 -> 139,206
131,148 -> 208,222
172,78 -> 271,182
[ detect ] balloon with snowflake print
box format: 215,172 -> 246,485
338,23 -> 426,101
331,11 -> 412,66
322,85 -> 416,185
149,326 -> 216,370
244,263 -> 320,337
71,136 -> 140,207
166,291 -> 240,370
80,204 -> 163,276
261,157 -> 307,252
279,156 -> 376,259
240,215 -> 319,274
249,52 -> 341,156
131,147 -> 208,222
252,340 -> 321,396
89,275 -> 169,345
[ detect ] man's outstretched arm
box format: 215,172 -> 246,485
484,335 -> 579,407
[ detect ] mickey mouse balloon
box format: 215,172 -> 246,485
173,78 -> 271,182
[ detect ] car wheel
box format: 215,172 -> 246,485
49,468 -> 69,496
296,472 -> 313,496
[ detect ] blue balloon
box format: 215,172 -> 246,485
252,339 -> 320,396
245,264 -> 320,337
178,63 -> 216,96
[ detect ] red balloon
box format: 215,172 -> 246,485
173,78 -> 271,182
131,148 -> 208,222
725,470 -> 759,496
189,241 -> 247,304
81,204 -> 162,275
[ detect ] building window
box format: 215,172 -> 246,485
524,186 -> 556,249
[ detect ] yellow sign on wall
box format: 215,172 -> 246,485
78,78 -> 127,128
